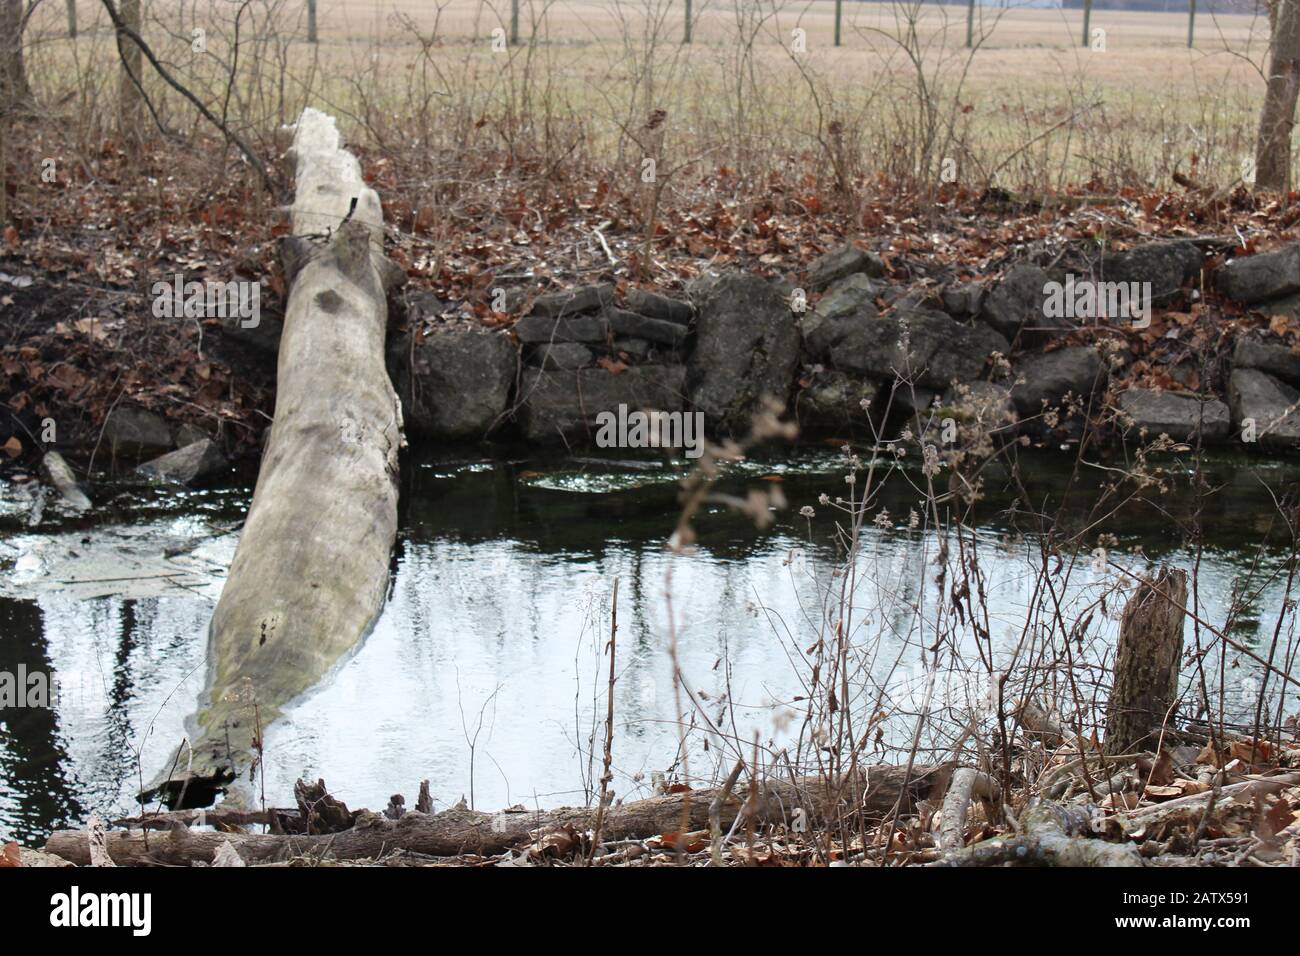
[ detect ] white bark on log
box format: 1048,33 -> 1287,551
938,768 -> 1000,851
1125,771 -> 1300,822
41,451 -> 91,511
145,108 -> 403,806
934,799 -> 1143,867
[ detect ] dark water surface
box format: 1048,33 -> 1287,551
1,446 -> 1297,844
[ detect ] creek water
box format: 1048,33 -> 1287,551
1,446 -> 1297,845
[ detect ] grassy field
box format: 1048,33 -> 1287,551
15,1 -> 1281,190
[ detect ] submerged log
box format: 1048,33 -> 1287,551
49,765 -> 943,865
1104,566 -> 1187,756
144,107 -> 404,806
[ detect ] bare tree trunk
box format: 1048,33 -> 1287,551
0,0 -> 29,226
67,0 -> 77,37
1104,567 -> 1187,756
1256,0 -> 1300,192
116,0 -> 144,134
1,0 -> 31,108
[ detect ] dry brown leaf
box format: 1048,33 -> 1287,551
1137,750 -> 1175,786
1264,797 -> 1294,837
651,829 -> 708,853
2,436 -> 22,458
0,841 -> 21,868
1144,785 -> 1183,801
1230,738 -> 1272,765
1102,791 -> 1142,810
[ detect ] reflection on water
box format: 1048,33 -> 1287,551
1,448 -> 1298,843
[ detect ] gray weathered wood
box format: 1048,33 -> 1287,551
52,765 -> 943,865
145,108 -> 403,806
41,451 -> 91,511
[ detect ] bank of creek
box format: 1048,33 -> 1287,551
5,155 -> 1300,860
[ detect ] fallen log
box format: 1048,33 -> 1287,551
1125,771 -> 1300,822
938,768 -> 1000,851
144,107 -> 404,806
48,765 -> 942,865
933,799 -> 1143,867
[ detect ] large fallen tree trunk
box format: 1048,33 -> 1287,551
145,108 -> 404,806
50,765 -> 943,865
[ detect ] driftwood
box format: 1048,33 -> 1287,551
41,451 -> 91,511
1105,566 -> 1187,756
145,108 -> 404,805
47,765 -> 942,865
110,807 -> 286,831
938,768 -> 1001,851
934,799 -> 1143,867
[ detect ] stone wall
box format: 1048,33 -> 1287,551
386,238 -> 1300,455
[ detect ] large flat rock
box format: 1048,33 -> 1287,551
1010,346 -> 1107,416
1233,335 -> 1300,387
687,272 -> 799,432
805,243 -> 885,293
1219,244 -> 1300,304
518,365 -> 687,443
1228,368 -> 1300,450
1100,239 -> 1202,305
1115,388 -> 1231,443
800,273 -> 880,359
390,328 -> 517,439
830,308 -> 1010,390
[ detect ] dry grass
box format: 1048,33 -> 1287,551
16,1 -> 1279,191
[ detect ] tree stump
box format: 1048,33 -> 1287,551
1104,566 -> 1187,756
